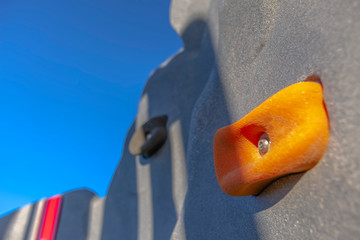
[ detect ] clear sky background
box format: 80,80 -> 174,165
0,0 -> 182,216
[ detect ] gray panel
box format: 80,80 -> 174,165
102,2 -> 215,239
0,204 -> 34,240
180,0 -> 360,239
56,189 -> 95,240
0,211 -> 17,240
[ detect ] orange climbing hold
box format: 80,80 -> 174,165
213,76 -> 329,196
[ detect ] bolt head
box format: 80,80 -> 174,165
258,133 -> 270,155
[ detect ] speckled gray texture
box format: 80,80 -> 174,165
178,0 -> 360,239
55,189 -> 95,240
1,0 -> 360,239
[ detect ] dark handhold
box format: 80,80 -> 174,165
129,115 -> 168,158
141,116 -> 168,158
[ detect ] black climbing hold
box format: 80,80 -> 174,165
128,115 -> 168,159
141,115 -> 168,158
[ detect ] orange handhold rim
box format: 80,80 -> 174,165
213,76 -> 329,196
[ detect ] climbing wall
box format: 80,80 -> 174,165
1,0 -> 360,239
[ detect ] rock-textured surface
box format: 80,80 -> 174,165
1,0 -> 360,239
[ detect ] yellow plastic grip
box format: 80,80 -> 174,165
213,77 -> 329,196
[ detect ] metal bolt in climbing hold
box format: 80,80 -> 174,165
258,133 -> 270,155
146,133 -> 152,140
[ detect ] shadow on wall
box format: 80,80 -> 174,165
101,16 -> 303,240
100,17 -> 216,240
129,18 -> 217,240
0,213 -> 13,239
181,17 -> 305,239
0,201 -> 40,239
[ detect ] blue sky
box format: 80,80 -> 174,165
0,0 -> 181,215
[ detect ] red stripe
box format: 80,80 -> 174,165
38,195 -> 62,240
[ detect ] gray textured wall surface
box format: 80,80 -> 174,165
1,0 -> 360,239
174,0 -> 360,239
